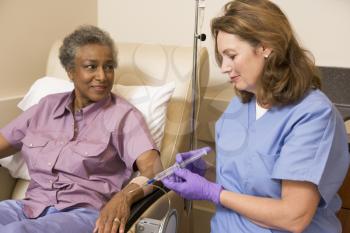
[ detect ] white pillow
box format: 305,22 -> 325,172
112,83 -> 175,148
17,76 -> 74,111
0,76 -> 175,180
0,152 -> 30,181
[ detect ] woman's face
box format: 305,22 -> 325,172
68,43 -> 115,109
217,31 -> 271,94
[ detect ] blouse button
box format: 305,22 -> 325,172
29,143 -> 33,147
84,152 -> 88,155
48,162 -> 52,166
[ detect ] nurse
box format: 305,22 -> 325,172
163,0 -> 350,232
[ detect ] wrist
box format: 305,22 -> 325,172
125,192 -> 133,206
208,182 -> 223,205
118,189 -> 133,206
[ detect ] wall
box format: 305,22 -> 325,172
98,0 -> 350,87
0,0 -> 97,100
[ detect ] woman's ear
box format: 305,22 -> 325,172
67,69 -> 74,81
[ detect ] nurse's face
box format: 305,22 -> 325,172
68,43 -> 115,110
217,31 -> 271,94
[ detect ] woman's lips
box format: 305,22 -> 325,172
92,85 -> 107,92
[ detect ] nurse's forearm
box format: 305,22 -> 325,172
220,190 -> 286,230
219,181 -> 319,233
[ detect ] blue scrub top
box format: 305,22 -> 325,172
211,90 -> 349,233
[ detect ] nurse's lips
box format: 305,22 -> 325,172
229,75 -> 240,83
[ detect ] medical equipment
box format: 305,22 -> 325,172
136,218 -> 161,232
145,146 -> 211,186
134,146 -> 211,232
136,209 -> 177,233
190,0 -> 206,150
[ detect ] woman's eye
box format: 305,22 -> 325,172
104,64 -> 115,71
85,64 -> 96,70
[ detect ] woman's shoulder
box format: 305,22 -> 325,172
109,93 -> 143,117
110,93 -> 135,110
39,92 -> 71,103
103,93 -> 147,131
30,92 -> 71,111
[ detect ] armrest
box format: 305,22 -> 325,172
0,166 -> 16,200
125,186 -> 169,231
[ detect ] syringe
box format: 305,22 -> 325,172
145,146 -> 211,185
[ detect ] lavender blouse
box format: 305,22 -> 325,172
0,92 -> 157,218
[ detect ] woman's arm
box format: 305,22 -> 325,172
135,149 -> 163,178
220,180 -> 320,233
95,149 -> 163,233
123,149 -> 163,204
0,133 -> 19,159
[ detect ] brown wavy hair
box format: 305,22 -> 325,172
211,0 -> 321,106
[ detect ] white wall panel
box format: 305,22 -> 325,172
98,0 -> 350,86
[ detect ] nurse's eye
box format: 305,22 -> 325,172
229,54 -> 236,60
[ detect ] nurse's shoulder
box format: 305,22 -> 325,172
302,89 -> 333,106
290,89 -> 337,123
294,90 -> 334,113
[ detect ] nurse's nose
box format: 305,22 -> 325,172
220,61 -> 232,74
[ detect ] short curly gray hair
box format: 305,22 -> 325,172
59,25 -> 117,71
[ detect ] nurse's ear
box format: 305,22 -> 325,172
262,46 -> 272,59
256,44 -> 272,59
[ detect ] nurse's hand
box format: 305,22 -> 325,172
162,168 -> 222,205
176,148 -> 208,177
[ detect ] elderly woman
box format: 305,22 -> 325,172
0,25 -> 162,233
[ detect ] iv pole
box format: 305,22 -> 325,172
190,0 -> 206,150
185,0 -> 207,218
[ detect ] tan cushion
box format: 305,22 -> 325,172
0,166 -> 16,200
12,179 -> 29,200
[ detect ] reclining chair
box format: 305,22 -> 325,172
319,66 -> 350,233
0,40 -> 209,233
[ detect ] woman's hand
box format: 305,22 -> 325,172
94,191 -> 131,233
162,168 -> 222,205
94,149 -> 162,233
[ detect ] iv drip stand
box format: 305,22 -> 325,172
185,0 -> 206,217
190,0 -> 206,150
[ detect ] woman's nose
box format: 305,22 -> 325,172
95,67 -> 106,81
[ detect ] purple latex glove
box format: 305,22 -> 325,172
175,147 -> 210,177
162,168 -> 222,205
